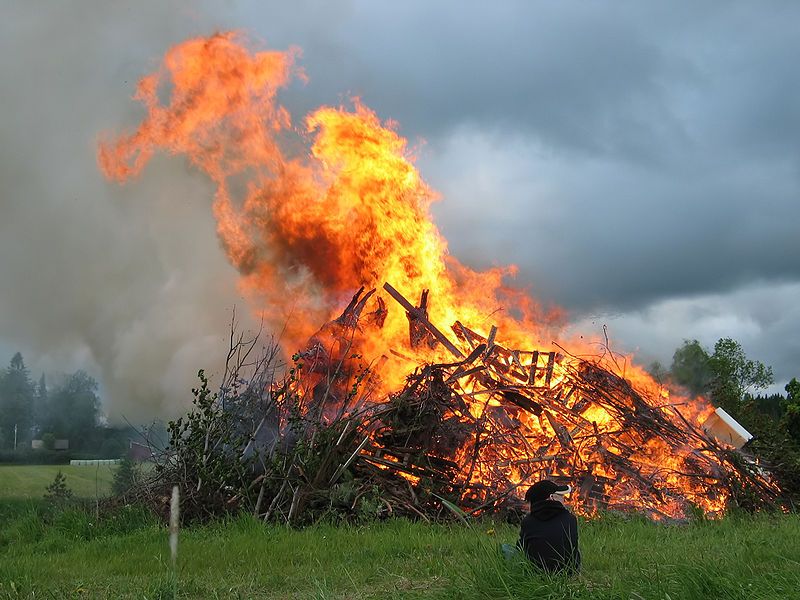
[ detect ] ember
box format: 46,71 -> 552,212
99,33 -> 780,522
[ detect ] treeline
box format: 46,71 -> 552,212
0,352 -> 136,460
651,337 -> 800,499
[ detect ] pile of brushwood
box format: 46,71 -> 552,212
112,332 -> 483,525
113,292 -> 783,526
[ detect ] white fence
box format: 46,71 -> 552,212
69,459 -> 122,466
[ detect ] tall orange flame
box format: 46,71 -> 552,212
99,33 -> 558,365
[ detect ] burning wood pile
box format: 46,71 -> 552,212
97,34 -> 781,525
187,282 -> 776,525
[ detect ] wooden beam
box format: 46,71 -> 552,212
453,321 -> 476,350
383,282 -> 464,358
485,325 -> 497,356
528,350 -> 540,384
544,351 -> 556,388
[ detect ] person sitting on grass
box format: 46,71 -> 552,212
517,479 -> 581,574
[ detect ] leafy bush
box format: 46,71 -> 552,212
736,400 -> 800,504
159,369 -> 261,523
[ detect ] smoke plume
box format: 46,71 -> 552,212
0,3 -> 248,421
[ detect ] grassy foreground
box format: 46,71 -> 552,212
0,464 -> 115,499
1,500 -> 799,600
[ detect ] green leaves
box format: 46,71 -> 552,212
670,340 -> 713,397
670,337 -> 774,412
432,493 -> 469,525
162,369 -> 257,523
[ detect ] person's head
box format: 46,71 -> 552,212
524,480 -> 571,506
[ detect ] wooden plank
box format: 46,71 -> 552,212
511,350 -> 524,371
383,283 -> 464,358
361,455 -> 445,479
497,455 -> 558,467
544,351 -> 556,388
453,321 -> 476,350
528,350 -> 540,384
485,326 -> 497,356
445,365 -> 486,385
389,348 -> 418,363
544,410 -> 574,449
462,343 -> 487,366
501,389 -> 543,415
563,385 -> 577,408
408,289 -> 436,348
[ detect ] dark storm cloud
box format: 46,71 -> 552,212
235,0 -> 800,381
247,1 -> 693,163
235,0 -> 800,308
242,2 -> 799,163
426,140 -> 799,312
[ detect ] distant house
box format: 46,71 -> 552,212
31,438 -> 69,450
129,440 -> 154,462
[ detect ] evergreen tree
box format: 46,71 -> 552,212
112,455 -> 139,495
750,393 -> 785,420
33,373 -> 48,436
0,353 -> 36,449
44,470 -> 73,507
42,370 -> 101,449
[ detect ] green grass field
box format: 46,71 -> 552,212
0,466 -> 798,599
1,506 -> 799,599
0,464 -> 116,499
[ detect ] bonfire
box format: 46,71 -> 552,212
99,33 -> 780,522
249,284 -> 776,522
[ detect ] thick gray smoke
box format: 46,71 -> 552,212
0,3 -> 254,421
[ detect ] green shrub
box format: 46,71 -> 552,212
43,470 -> 73,507
112,456 -> 140,496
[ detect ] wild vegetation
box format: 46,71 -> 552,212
0,464 -> 114,499
650,338 -> 800,503
0,352 -> 166,463
0,330 -> 799,598
1,491 -> 798,599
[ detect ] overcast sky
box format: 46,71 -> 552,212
1,1 -> 798,420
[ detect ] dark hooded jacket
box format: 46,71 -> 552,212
518,499 -> 580,573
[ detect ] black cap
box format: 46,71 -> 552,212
524,480 -> 571,503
